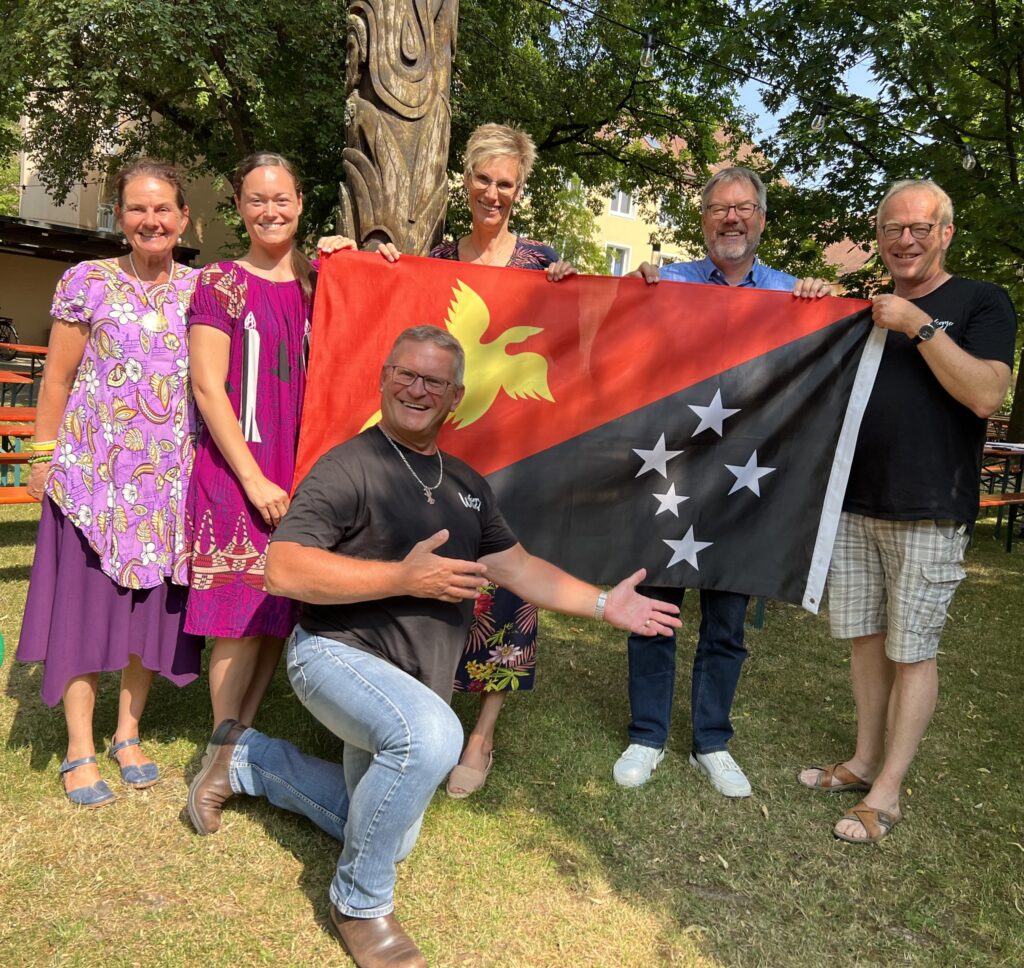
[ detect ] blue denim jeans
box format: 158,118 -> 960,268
228,626 -> 463,917
626,587 -> 749,754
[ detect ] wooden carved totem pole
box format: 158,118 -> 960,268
340,0 -> 457,255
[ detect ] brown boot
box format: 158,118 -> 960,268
328,906 -> 427,968
187,719 -> 247,835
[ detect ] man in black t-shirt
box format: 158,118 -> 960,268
186,325 -> 681,968
799,179 -> 1017,845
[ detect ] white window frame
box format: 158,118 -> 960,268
609,188 -> 634,218
605,243 -> 631,276
97,201 -> 116,232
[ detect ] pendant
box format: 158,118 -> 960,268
423,487 -> 435,504
140,309 -> 168,333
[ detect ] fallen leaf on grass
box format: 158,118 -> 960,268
761,804 -> 769,820
716,854 -> 729,870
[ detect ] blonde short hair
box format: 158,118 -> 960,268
463,123 -> 537,189
877,179 -> 954,227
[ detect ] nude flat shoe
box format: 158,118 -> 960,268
445,751 -> 493,799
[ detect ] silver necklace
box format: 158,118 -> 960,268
127,252 -> 174,333
378,426 -> 444,504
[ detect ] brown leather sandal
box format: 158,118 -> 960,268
799,762 -> 871,792
833,800 -> 900,844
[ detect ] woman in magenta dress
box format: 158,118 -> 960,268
17,159 -> 202,807
185,153 -> 314,731
331,123 -> 576,797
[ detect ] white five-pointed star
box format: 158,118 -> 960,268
725,450 -> 776,496
689,389 -> 741,437
652,483 -> 689,517
664,526 -> 713,569
633,433 -> 683,478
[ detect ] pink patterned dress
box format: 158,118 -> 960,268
184,262 -> 311,638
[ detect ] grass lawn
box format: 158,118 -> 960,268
1,501 -> 1021,967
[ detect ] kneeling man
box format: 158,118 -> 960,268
187,325 -> 681,968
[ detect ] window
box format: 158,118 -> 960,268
97,201 -> 115,232
606,244 -> 631,276
656,253 -> 680,268
609,188 -> 633,217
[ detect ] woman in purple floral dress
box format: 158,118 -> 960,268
185,153 -> 315,733
18,159 -> 202,807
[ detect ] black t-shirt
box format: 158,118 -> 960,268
844,276 -> 1018,524
271,428 -> 518,700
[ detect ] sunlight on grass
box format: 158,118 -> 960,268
1,504 -> 1021,967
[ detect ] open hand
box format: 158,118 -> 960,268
401,529 -> 488,602
602,569 -> 682,635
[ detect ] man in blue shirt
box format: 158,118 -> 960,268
615,166 -> 830,797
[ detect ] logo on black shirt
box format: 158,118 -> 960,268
459,492 -> 482,511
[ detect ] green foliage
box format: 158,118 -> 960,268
0,0 -> 752,247
732,0 -> 1024,430
0,148 -> 18,216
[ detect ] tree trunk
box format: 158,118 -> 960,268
339,0 -> 457,256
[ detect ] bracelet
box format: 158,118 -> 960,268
28,454 -> 53,465
594,590 -> 608,621
25,440 -> 56,452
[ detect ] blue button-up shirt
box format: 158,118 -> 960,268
660,256 -> 796,293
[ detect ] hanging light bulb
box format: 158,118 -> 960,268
810,111 -> 826,133
640,33 -> 656,68
961,145 -> 977,171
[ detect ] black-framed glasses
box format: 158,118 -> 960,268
880,222 -> 936,240
385,365 -> 455,395
470,171 -> 518,196
704,202 -> 761,219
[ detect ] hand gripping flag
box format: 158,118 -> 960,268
296,251 -> 883,613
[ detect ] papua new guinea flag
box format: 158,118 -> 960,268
296,250 -> 883,613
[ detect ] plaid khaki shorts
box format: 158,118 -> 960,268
827,512 -> 969,663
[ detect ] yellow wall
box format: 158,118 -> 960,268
0,253 -> 72,345
594,188 -> 690,273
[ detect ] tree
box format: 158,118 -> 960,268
0,1 -> 755,248
732,0 -> 1024,434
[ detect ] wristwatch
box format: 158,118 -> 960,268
912,320 -> 937,344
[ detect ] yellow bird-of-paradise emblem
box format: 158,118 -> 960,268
360,280 -> 554,431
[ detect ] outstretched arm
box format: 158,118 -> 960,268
479,544 -> 681,635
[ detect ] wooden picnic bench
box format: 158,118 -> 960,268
978,492 -> 1024,551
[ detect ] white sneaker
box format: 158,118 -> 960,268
689,751 -> 752,798
613,744 -> 665,788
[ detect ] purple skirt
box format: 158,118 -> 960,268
17,498 -> 205,707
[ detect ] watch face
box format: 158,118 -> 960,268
918,322 -> 936,341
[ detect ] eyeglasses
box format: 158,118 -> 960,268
470,171 -> 518,196
879,222 -> 936,240
704,202 -> 761,219
386,365 -> 455,395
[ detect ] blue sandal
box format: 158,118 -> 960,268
60,755 -> 116,808
108,737 -> 160,789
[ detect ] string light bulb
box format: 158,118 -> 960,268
640,33 -> 656,68
961,145 -> 977,171
810,111 -> 827,133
